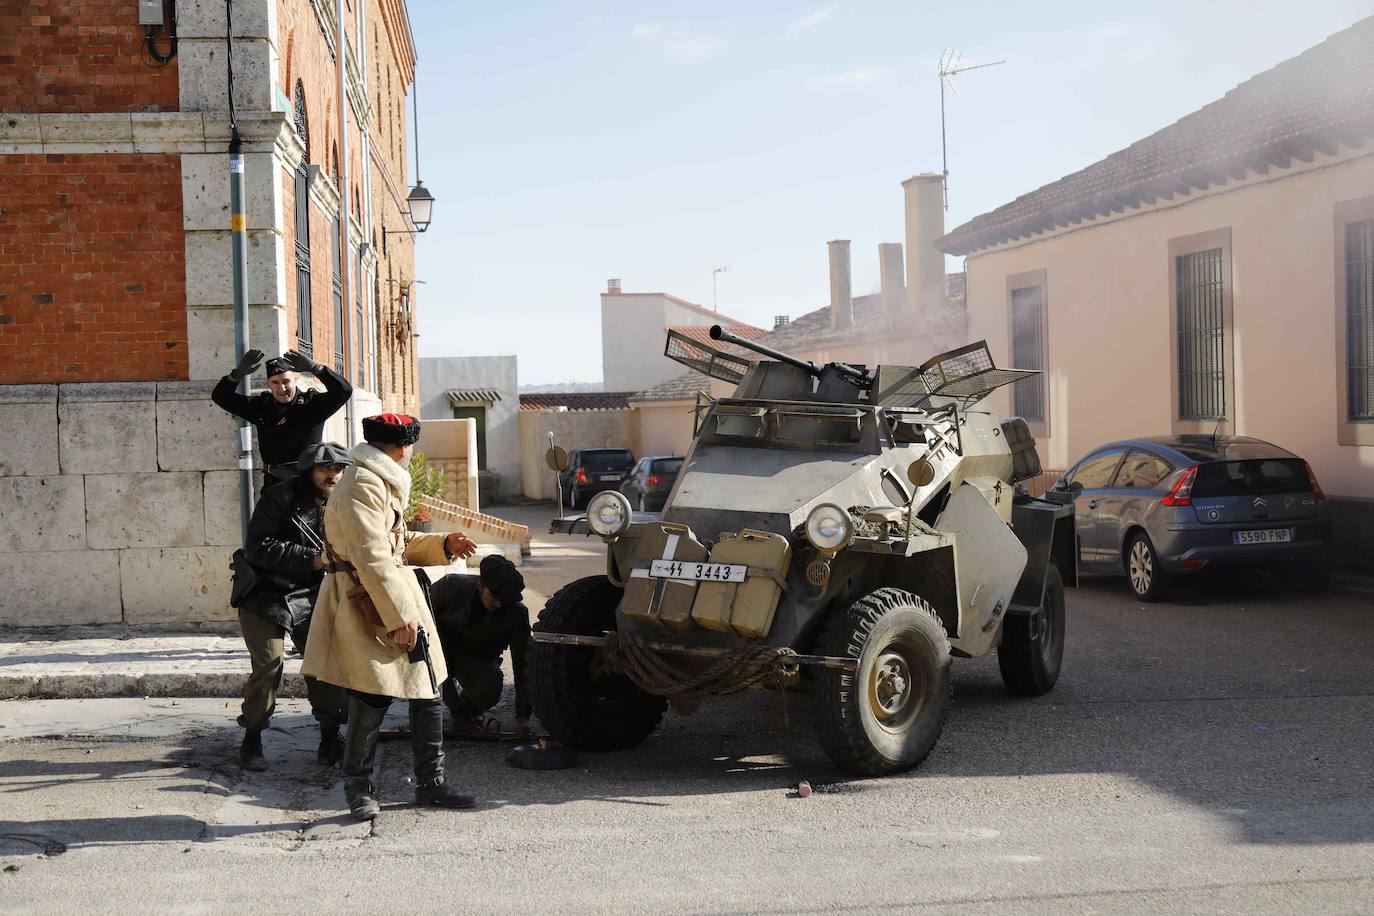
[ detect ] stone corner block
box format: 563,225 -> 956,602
86,472 -> 205,549
59,389 -> 160,475
120,546 -> 237,626
186,305 -> 289,381
0,550 -> 122,626
156,379 -> 219,401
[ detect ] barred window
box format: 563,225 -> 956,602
1347,218 -> 1374,421
1176,247 -> 1226,420
292,82 -> 313,358
331,215 -> 344,373
1010,284 -> 1045,422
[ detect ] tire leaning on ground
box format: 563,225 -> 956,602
997,561 -> 1066,696
529,575 -> 667,752
1126,531 -> 1172,602
814,588 -> 952,776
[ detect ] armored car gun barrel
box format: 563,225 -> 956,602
530,329 -> 1077,775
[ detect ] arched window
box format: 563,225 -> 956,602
292,81 -> 313,357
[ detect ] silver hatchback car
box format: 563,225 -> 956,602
1051,436 -> 1331,601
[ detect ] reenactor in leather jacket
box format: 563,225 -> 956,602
233,442 -> 350,770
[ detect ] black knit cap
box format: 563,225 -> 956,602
479,554 -> 525,607
264,358 -> 293,378
297,441 -> 351,470
362,412 -> 422,447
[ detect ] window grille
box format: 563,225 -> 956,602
1010,284 -> 1045,422
1176,247 -> 1226,420
1347,218 -> 1374,421
292,82 -> 313,357
331,215 -> 344,373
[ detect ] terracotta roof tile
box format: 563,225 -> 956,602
518,392 -> 634,412
941,17 -> 1374,255
631,370 -> 714,402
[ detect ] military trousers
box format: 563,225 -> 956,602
237,609 -> 344,731
440,653 -> 504,719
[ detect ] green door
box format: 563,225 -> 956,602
451,406 -> 487,469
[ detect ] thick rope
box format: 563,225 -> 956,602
594,633 -> 800,715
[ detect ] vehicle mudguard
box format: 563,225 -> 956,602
1009,497 -> 1077,611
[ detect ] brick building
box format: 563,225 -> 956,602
0,0 -> 427,626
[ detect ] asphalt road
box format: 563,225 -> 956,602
2,506 -> 1372,913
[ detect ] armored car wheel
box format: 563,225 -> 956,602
997,561 -> 1065,697
530,575 -> 667,752
814,588 -> 952,776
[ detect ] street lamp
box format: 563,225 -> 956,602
406,181 -> 433,232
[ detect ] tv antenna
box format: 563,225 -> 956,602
938,49 -> 1005,210
712,264 -> 730,311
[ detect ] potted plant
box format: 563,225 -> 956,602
406,451 -> 447,531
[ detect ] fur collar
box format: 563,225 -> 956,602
349,442 -> 411,507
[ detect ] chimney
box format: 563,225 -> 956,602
878,242 -> 905,326
606,278 -> 621,294
773,315 -> 790,329
902,174 -> 948,318
828,239 -> 853,331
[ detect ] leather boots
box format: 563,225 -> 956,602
411,699 -> 475,809
341,696 -> 388,821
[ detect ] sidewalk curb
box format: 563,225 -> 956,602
1,672 -> 306,701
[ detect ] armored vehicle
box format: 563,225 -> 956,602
530,327 -> 1076,775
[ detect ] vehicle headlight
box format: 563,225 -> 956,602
586,490 -> 632,538
804,502 -> 853,552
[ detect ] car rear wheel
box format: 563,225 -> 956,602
1126,532 -> 1172,602
997,562 -> 1065,696
814,588 -> 951,776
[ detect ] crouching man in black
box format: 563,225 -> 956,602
234,442 -> 350,771
431,555 -> 532,739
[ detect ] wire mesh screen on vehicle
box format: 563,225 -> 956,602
916,340 -> 1040,408
664,330 -> 753,384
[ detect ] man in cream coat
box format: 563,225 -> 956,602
303,412 -> 479,820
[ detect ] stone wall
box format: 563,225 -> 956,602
0,381 -> 240,627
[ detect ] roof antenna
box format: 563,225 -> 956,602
938,50 -> 1005,211
1209,416 -> 1224,449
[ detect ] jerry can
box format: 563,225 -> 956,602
622,523 -> 708,631
690,529 -> 792,638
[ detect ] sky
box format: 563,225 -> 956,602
406,0 -> 1372,387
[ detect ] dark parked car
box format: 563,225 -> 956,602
618,455 -> 684,511
561,448 -> 636,509
1052,435 -> 1331,601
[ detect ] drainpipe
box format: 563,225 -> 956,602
226,0 -> 253,541
336,0 -> 354,445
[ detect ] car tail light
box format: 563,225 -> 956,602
575,468 -> 588,485
1304,461 -> 1325,499
1161,464 -> 1198,507
645,474 -> 664,486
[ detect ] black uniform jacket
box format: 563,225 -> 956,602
431,574 -> 532,720
240,476 -> 327,630
211,365 -> 352,468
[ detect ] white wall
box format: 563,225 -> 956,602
417,355 -> 519,491
600,293 -> 728,393
961,150 -> 1374,498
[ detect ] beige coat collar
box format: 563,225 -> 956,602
349,442 -> 412,508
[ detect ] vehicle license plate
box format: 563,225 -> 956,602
649,560 -> 746,582
600,474 -> 621,482
1233,528 -> 1293,545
